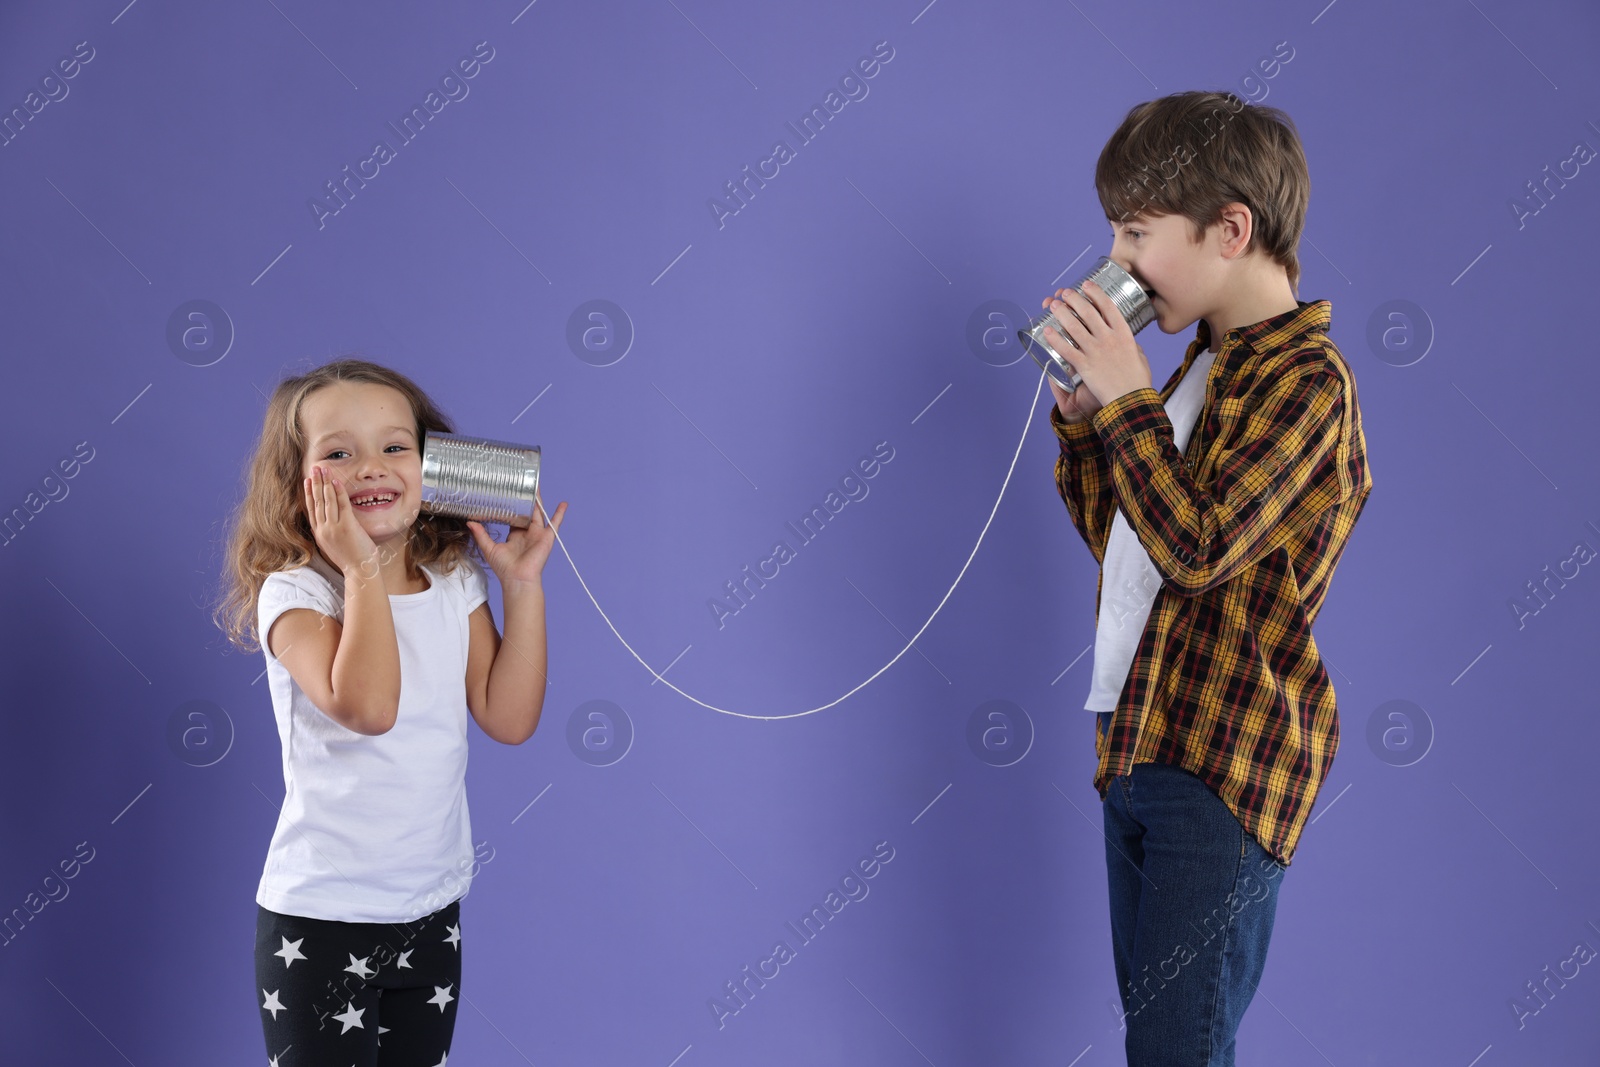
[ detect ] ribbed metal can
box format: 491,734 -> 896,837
420,431 -> 542,528
1017,256 -> 1156,392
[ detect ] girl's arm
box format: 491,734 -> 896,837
269,563 -> 402,735
465,577 -> 548,745
463,501 -> 567,745
269,466 -> 403,735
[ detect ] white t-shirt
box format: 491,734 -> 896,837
255,550 -> 490,922
1085,349 -> 1217,712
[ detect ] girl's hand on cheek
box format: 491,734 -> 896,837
305,465 -> 381,578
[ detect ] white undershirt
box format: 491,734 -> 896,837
1084,349 -> 1216,711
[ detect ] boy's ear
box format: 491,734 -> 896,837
1216,201 -> 1255,259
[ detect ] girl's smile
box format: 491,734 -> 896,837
299,381 -> 428,590
349,490 -> 400,511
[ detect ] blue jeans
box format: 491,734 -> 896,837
1101,753 -> 1286,1065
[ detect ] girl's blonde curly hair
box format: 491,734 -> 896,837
211,357 -> 482,654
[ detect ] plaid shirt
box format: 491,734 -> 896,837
1051,299 -> 1372,865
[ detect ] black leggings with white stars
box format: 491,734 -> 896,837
254,898 -> 461,1067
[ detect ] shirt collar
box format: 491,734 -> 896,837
1191,299 -> 1333,360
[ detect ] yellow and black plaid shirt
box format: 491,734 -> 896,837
1051,299 -> 1372,865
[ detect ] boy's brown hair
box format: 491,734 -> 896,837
1094,90 -> 1310,293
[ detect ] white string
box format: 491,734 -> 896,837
539,367 -> 1050,720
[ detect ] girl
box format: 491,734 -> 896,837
213,358 -> 567,1065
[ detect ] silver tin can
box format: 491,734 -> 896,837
420,431 -> 542,528
1017,256 -> 1156,392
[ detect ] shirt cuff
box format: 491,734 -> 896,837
1090,386 -> 1169,452
1049,401 -> 1102,451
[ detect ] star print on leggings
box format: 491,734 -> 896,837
332,1001 -> 367,1033
274,936 -> 307,967
256,906 -> 459,1063
428,983 -> 455,1012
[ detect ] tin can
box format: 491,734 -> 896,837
1017,256 -> 1156,392
420,431 -> 542,528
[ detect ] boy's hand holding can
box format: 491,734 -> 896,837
1040,279 -> 1154,409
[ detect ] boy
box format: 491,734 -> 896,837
1041,90 -> 1371,1064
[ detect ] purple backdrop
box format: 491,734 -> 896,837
3,0 -> 1599,1062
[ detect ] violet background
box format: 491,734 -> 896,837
2,0 -> 1598,1063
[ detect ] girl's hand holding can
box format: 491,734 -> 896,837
466,494 -> 568,589
304,465 -> 381,578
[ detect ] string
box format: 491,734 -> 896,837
539,367 -> 1050,721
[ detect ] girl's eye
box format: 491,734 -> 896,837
322,446 -> 407,459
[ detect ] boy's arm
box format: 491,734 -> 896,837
1090,352 -> 1351,596
1051,402 -> 1116,563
